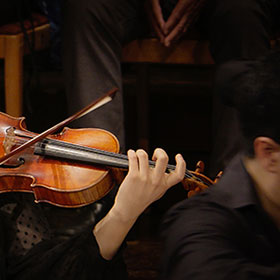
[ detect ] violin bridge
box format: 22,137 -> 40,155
3,127 -> 16,155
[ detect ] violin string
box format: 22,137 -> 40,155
39,137 -> 198,181
10,135 -> 207,184
9,134 -> 208,185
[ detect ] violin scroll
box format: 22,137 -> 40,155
182,161 -> 221,198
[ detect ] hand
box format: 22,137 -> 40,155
94,148 -> 185,260
163,0 -> 206,47
145,0 -> 166,43
163,0 -> 205,47
112,148 -> 186,222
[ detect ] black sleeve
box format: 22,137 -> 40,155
7,230 -> 127,280
160,200 -> 280,280
0,189 -> 127,280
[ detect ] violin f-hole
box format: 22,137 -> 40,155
0,157 -> 25,168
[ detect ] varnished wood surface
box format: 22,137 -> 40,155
122,38 -> 214,65
0,22 -> 50,117
0,112 -> 121,207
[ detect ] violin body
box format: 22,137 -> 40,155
0,105 -> 217,207
0,112 -> 120,208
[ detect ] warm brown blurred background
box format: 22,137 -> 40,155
0,12 -> 214,279
0,56 -> 214,280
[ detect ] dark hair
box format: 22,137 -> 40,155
235,49 -> 280,156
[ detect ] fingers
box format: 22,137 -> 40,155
127,148 -> 185,192
136,149 -> 149,177
128,149 -> 150,177
164,14 -> 188,47
148,11 -> 166,43
145,0 -> 165,42
163,0 -> 204,46
152,148 -> 169,180
166,153 -> 186,187
127,149 -> 138,174
152,149 -> 186,189
163,0 -> 192,35
175,154 -> 186,179
150,0 -> 165,31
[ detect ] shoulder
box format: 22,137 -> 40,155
161,188 -> 242,247
163,185 -> 234,225
161,155 -> 253,248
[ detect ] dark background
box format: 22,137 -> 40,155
1,55 -> 214,279
0,8 -> 215,276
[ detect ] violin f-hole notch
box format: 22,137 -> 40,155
0,156 -> 25,168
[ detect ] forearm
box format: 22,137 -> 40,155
94,149 -> 185,260
93,205 -> 138,260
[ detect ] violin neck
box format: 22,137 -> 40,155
34,138 -> 155,170
34,138 -> 200,183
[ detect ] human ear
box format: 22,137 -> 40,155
254,137 -> 280,172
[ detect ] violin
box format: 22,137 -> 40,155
182,161 -> 222,198
0,89 -> 216,208
0,112 -> 123,208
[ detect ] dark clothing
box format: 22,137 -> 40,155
62,0 -> 145,151
0,1 -> 36,26
208,0 -> 280,176
160,155 -> 280,279
62,0 -> 280,174
209,0 -> 280,104
0,192 -> 127,280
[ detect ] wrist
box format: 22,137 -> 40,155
109,204 -> 140,225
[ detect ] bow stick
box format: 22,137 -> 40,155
0,88 -> 118,165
